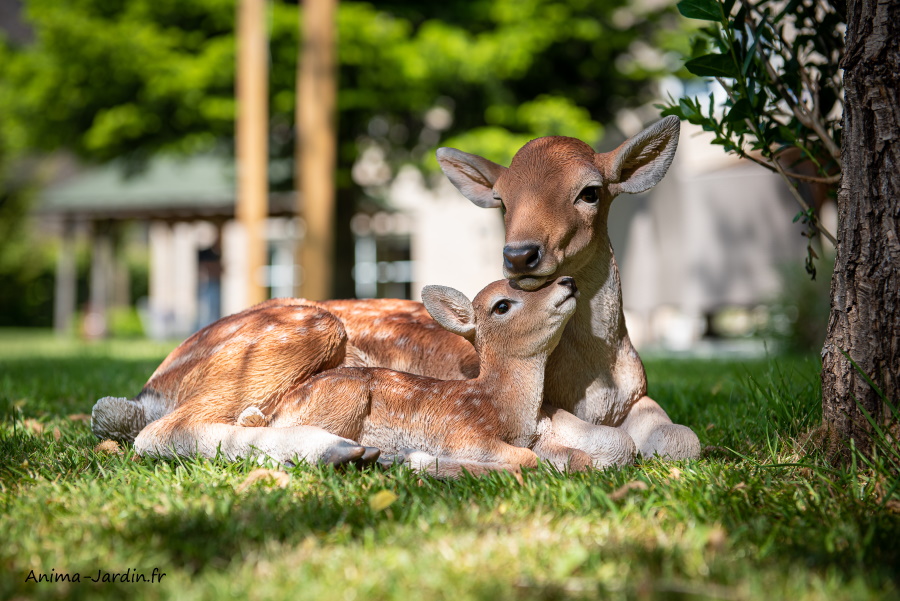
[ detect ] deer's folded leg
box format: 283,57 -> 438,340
379,442 -> 540,479
531,439 -> 593,472
133,406 -> 374,466
537,406 -> 636,468
386,450 -> 518,478
618,396 -> 700,460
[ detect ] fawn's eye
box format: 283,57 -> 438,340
492,300 -> 511,315
577,187 -> 600,205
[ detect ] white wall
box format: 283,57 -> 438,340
612,124 -> 808,347
147,221 -> 202,338
389,166 -> 506,301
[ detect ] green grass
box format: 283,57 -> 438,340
1,329 -> 898,601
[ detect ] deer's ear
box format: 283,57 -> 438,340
436,147 -> 506,209
602,115 -> 680,196
421,285 -> 476,341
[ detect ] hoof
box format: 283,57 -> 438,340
354,446 -> 381,466
319,441 -> 367,466
375,448 -> 417,469
376,455 -> 401,470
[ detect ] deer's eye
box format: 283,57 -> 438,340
577,187 -> 600,205
492,191 -> 506,214
492,300 -> 511,315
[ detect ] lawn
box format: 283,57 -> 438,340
1,329 -> 898,600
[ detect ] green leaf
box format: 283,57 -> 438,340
677,0 -> 723,22
659,104 -> 685,119
777,125 -> 798,143
685,53 -> 739,78
742,26 -> 765,75
679,98 -> 698,120
725,98 -> 752,123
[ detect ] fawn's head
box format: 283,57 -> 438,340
421,277 -> 578,360
437,116 -> 680,290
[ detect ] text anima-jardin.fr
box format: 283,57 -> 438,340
25,568 -> 166,583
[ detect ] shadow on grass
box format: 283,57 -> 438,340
117,463 -> 530,573
122,494 -> 362,572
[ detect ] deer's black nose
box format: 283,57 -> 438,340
558,276 -> 577,294
503,243 -> 542,273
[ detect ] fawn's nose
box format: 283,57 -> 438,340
558,276 -> 577,294
503,243 -> 542,273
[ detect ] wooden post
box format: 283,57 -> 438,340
296,0 -> 337,300
237,0 -> 269,307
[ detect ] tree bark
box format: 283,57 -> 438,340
821,0 -> 899,456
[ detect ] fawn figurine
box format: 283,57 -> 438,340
262,276 -> 591,475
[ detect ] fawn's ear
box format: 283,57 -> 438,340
421,285 -> 476,341
601,115 -> 680,196
436,147 -> 507,209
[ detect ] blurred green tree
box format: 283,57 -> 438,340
1,0 -> 688,172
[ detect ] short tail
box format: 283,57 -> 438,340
91,392 -> 168,442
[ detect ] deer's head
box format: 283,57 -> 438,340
421,277 -> 578,359
437,116 -> 680,290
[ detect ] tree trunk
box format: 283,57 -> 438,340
821,0 -> 899,457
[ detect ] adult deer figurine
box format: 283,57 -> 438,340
436,115 -> 700,460
92,116 -> 696,466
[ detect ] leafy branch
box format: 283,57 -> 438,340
660,0 -> 845,277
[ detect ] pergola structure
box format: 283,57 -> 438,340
36,155 -> 296,338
